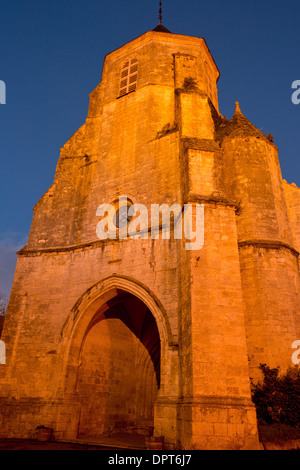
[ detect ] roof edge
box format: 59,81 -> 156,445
103,29 -> 220,79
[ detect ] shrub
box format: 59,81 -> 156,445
251,364 -> 300,430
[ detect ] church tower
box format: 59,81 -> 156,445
0,17 -> 299,450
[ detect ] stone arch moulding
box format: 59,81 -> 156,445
58,274 -> 175,392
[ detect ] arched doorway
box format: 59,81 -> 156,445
73,291 -> 161,440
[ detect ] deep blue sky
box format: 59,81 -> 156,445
0,0 -> 299,297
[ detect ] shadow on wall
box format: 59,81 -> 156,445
0,316 -> 5,338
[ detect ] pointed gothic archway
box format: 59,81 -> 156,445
57,276 -> 172,444
76,292 -> 160,439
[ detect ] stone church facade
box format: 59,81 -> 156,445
0,25 -> 299,450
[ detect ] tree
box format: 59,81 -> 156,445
251,364 -> 300,430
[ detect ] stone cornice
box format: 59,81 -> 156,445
187,192 -> 239,210
103,30 -> 219,79
238,239 -> 299,258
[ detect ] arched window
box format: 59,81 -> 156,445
119,59 -> 139,97
112,197 -> 134,229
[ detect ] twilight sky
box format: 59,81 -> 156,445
0,0 -> 299,298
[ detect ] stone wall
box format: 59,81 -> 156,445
0,29 -> 298,450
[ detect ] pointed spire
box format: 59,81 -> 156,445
152,1 -> 172,33
235,101 -> 242,114
159,1 -> 162,25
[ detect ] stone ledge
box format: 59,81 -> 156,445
238,239 -> 299,258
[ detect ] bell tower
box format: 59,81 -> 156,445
1,17 -> 299,450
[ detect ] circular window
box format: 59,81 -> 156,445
112,198 -> 134,229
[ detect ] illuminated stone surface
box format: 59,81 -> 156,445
0,28 -> 299,450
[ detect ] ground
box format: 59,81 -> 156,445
0,433 -> 146,450
0,439 -> 116,450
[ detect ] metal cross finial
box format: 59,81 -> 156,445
159,1 -> 162,25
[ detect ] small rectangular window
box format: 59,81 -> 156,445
119,59 -> 138,97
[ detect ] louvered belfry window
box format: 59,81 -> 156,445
119,59 -> 138,96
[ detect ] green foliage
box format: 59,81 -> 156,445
251,364 -> 300,430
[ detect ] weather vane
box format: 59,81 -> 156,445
159,1 -> 162,25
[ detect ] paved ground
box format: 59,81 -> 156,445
0,439 -> 117,450
0,434 -> 146,450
